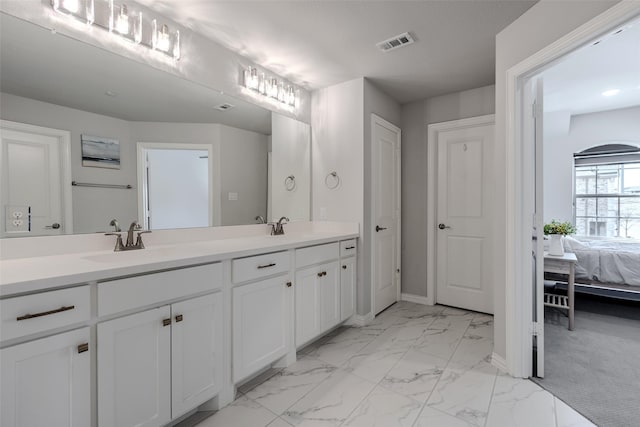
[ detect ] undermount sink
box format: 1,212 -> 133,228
82,245 -> 181,263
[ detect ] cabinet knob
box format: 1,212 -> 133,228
342,265 -> 347,270
286,281 -> 292,287
162,318 -> 172,327
317,272 -> 323,278
175,314 -> 183,322
77,343 -> 89,354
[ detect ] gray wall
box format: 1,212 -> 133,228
493,0 -> 619,360
399,85 -> 495,298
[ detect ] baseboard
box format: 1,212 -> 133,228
491,352 -> 508,373
401,293 -> 430,305
347,312 -> 374,327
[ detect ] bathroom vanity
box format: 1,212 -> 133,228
0,222 -> 358,427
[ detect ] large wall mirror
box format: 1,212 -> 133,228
0,13 -> 310,237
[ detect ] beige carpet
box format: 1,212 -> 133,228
532,294 -> 640,427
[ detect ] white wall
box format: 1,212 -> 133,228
494,0 -> 619,361
0,2 -> 311,123
400,85 -> 495,298
312,78 -> 365,313
311,77 -> 401,316
1,93 -> 269,233
544,106 -> 640,223
271,114 -> 311,222
363,79 -> 401,314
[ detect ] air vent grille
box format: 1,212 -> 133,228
214,103 -> 235,111
376,32 -> 415,52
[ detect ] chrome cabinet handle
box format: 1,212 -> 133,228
375,225 -> 387,232
438,223 -> 452,230
257,263 -> 276,269
16,305 -> 75,321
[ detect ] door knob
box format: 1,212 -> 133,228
375,225 -> 387,232
438,223 -> 452,230
44,222 -> 61,229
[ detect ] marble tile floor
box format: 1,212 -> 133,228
194,301 -> 595,427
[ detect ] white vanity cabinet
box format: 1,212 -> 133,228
1,286 -> 91,427
97,264 -> 223,427
232,251 -> 291,382
339,239 -> 357,321
1,327 -> 91,427
294,243 -> 342,348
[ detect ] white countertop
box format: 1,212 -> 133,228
0,223 -> 358,297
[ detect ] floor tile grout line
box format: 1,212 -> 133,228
481,364 -> 500,427
552,395 -> 559,427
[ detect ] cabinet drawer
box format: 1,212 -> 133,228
340,239 -> 357,258
1,286 -> 90,342
232,251 -> 290,284
295,243 -> 339,268
98,263 -> 222,317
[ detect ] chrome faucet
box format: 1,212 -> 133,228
269,216 -> 289,236
105,221 -> 151,251
255,215 -> 266,224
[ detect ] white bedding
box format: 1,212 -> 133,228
563,237 -> 640,287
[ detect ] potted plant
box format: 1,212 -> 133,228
544,220 -> 576,256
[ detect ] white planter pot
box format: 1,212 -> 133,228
548,234 -> 564,256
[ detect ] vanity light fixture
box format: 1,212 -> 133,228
243,66 -> 298,108
50,0 -> 181,60
52,0 -> 94,24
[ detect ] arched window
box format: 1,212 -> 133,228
574,144 -> 640,238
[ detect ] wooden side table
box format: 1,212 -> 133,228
543,252 -> 578,330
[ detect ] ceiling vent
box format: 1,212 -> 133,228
376,32 -> 415,52
214,103 -> 234,111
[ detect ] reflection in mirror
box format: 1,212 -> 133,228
0,13 -> 310,237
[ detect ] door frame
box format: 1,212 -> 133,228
0,119 -> 73,235
136,142 -> 220,229
505,2 -> 640,378
370,113 -> 402,315
426,114 -> 495,306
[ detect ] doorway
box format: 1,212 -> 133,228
0,120 -> 72,237
506,2 -> 640,379
137,143 -> 216,230
371,114 -> 401,315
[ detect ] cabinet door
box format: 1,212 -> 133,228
1,327 -> 90,427
321,261 -> 341,331
171,292 -> 223,418
233,276 -> 290,382
98,306 -> 171,427
294,266 -> 322,347
340,257 -> 356,321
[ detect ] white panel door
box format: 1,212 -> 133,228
320,261 -> 341,331
372,115 -> 401,315
0,127 -> 67,237
294,266 -> 322,347
98,307 -> 171,427
436,123 -> 494,314
1,328 -> 90,427
233,276 -> 290,382
340,257 -> 356,321
171,292 -> 223,418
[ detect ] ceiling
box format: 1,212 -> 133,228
543,17 -> 640,116
135,0 -> 538,104
0,14 -> 273,134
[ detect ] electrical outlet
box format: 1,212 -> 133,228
5,205 -> 29,234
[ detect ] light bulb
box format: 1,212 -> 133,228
269,78 -> 279,99
115,4 -> 129,35
63,0 -> 79,13
154,23 -> 171,52
258,73 -> 266,95
133,11 -> 142,43
173,30 -> 180,60
278,82 -> 286,103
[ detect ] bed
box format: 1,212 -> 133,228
562,236 -> 640,290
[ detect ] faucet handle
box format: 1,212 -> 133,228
105,232 -> 125,251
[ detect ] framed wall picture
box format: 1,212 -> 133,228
81,135 -> 120,169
